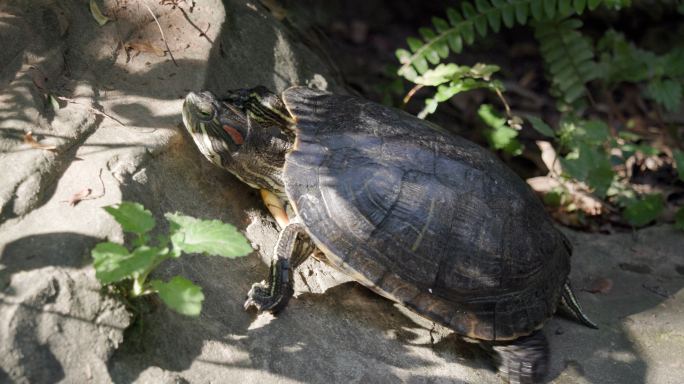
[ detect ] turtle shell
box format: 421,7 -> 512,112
281,87 -> 570,341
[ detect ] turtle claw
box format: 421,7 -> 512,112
243,280 -> 268,311
244,280 -> 292,314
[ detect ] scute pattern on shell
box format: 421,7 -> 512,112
282,87 -> 569,340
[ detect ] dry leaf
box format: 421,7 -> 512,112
67,188 -> 92,206
587,279 -> 613,295
90,0 -> 111,26
24,131 -> 57,151
125,41 -> 166,57
50,94 -> 60,110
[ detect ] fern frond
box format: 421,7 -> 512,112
396,0 -> 629,81
533,15 -> 603,107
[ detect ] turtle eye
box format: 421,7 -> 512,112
197,106 -> 213,120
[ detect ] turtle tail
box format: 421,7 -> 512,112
560,279 -> 598,329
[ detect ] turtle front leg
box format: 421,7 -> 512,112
480,330 -> 549,384
244,222 -> 311,314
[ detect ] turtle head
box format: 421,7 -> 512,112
182,91 -> 249,168
182,91 -> 290,194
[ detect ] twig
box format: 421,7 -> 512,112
144,2 -> 178,67
494,85 -> 513,119
112,6 -> 129,62
401,84 -> 423,109
60,169 -> 106,205
56,96 -> 130,129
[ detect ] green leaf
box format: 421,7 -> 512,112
413,56 -> 429,75
560,142 -> 613,197
446,7 -> 463,26
587,0 -> 602,10
527,116 -> 555,137
530,1 -> 544,21
151,277 -> 205,317
462,2 -> 478,19
480,104 -> 522,155
474,0 -> 492,12
543,0 -> 556,18
646,79 -> 682,112
478,104 -> 506,129
675,207 -> 684,231
447,32 -> 463,53
558,0 -> 572,14
414,63 -> 468,86
93,243 -> 166,284
50,94 -> 60,110
461,21 -> 475,44
673,151 -> 684,182
620,143 -> 660,156
515,2 -> 529,25
487,9 -> 502,33
623,194 -> 663,227
166,213 -> 253,258
579,120 -> 610,144
618,131 -> 646,141
501,4 -> 515,28
419,27 -> 437,41
395,49 -> 411,64
432,17 -> 450,34
406,37 -> 423,53
103,202 -> 156,237
544,187 -> 569,206
574,0 -> 588,14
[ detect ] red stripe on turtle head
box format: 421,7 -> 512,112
222,125 -> 244,144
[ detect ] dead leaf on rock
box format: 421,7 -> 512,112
587,279 -> 613,295
60,169 -> 105,206
125,41 -> 166,57
24,131 -> 57,151
66,188 -> 92,206
89,0 -> 111,26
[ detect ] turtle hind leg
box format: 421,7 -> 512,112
560,279 -> 598,329
244,222 -> 309,314
481,330 -> 549,384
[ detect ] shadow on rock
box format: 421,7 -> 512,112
0,232 -> 98,289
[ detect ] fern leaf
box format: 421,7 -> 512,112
647,79 -> 682,112
558,0 -> 572,14
534,15 -> 601,105
475,0 -> 492,12
446,7 -> 463,26
488,9 -> 503,32
515,2 -> 529,25
574,0 -> 588,14
447,33 -> 464,54
432,17 -> 450,34
544,0 -> 556,18
501,4 -> 516,27
588,0 -> 603,10
530,1 -> 544,21
395,0 -> 627,82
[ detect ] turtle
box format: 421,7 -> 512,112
182,86 -> 598,384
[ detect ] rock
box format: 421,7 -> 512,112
0,267 -> 130,383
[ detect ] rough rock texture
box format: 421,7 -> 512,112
0,267 -> 130,383
1,0 -> 683,383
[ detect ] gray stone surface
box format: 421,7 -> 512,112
0,267 -> 130,384
1,0 -> 683,383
